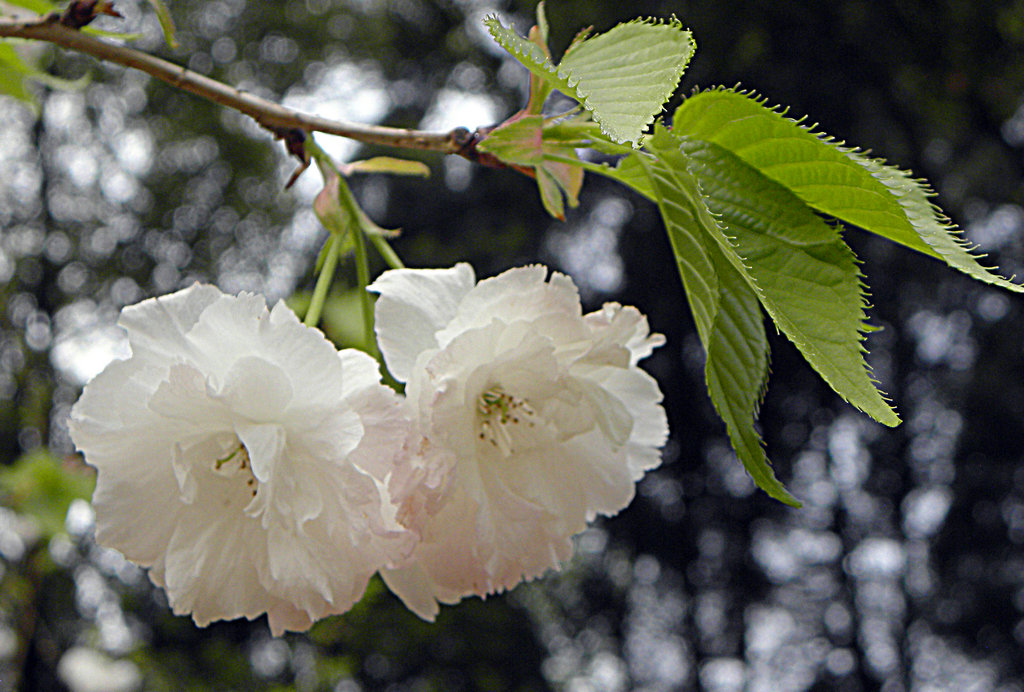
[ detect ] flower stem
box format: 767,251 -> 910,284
370,234 -> 405,270
305,138 -> 381,356
350,206 -> 378,358
304,234 -> 340,328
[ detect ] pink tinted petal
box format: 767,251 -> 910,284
382,264 -> 668,618
380,564 -> 446,621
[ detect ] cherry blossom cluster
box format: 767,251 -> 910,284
69,263 -> 668,635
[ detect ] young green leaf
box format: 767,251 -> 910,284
0,59 -> 37,111
478,114 -> 584,220
1,0 -> 58,14
525,2 -> 554,113
0,43 -> 88,112
484,14 -> 695,145
703,249 -> 796,506
634,140 -> 799,505
673,88 -> 1023,292
146,0 -> 179,49
537,146 -> 583,219
536,167 -> 566,219
678,135 -> 899,427
478,115 -> 545,167
535,0 -> 550,46
341,157 -> 431,177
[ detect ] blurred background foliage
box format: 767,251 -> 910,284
2,0 -> 1024,689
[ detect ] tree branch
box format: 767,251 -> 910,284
0,11 -> 467,154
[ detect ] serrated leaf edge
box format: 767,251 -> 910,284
485,14 -> 695,145
677,86 -> 1024,292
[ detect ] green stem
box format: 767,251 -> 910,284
349,200 -> 379,358
304,234 -> 340,328
305,137 -> 381,356
370,234 -> 406,270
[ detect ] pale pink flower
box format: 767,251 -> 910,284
370,264 -> 668,619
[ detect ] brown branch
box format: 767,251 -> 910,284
0,10 -> 465,154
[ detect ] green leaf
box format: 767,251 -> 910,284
632,147 -> 719,344
524,2 -> 554,113
539,147 -> 583,218
80,27 -> 144,40
478,114 -> 584,220
146,0 -> 179,49
0,42 -> 89,112
1,0 -> 57,14
848,152 -> 1022,293
598,130 -> 899,427
485,14 -> 695,144
602,147 -> 655,199
0,43 -> 39,108
0,63 -> 38,111
478,114 -> 545,166
677,135 -> 899,427
633,136 -> 798,505
536,167 -> 565,219
341,156 -> 431,177
672,88 -> 1023,292
535,0 -> 550,46
703,247 -> 792,505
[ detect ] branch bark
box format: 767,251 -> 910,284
0,11 -> 467,154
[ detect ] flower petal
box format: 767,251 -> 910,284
212,356 -> 294,423
235,422 -> 286,483
380,564 -> 445,621
71,283 -> 415,634
381,264 -> 668,617
117,283 -> 223,360
369,263 -> 476,382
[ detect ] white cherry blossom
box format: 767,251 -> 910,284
69,284 -> 412,635
370,263 -> 668,619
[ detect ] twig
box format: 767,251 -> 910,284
0,10 -> 466,154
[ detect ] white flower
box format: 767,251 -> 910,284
69,284 -> 412,635
370,263 -> 668,619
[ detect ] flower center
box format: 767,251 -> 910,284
476,386 -> 536,456
212,441 -> 258,498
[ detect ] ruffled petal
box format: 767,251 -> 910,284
383,264 -> 667,616
337,348 -> 385,398
235,422 -> 286,483
213,356 -> 294,423
369,263 -> 476,382
117,283 -> 223,360
380,564 -> 446,621
584,302 -> 666,365
71,283 -> 415,635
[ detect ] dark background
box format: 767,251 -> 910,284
2,0 -> 1024,689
